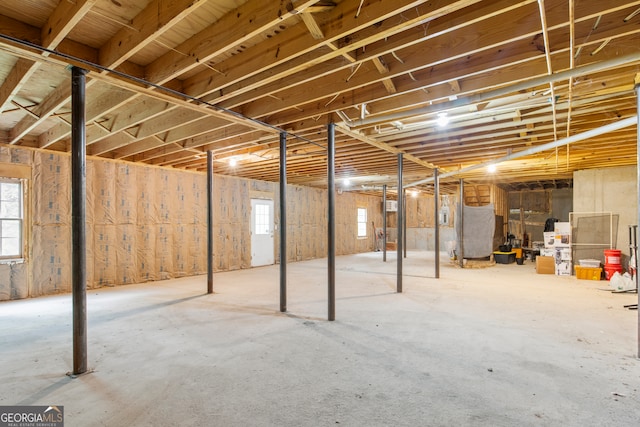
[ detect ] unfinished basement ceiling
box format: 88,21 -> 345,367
0,0 -> 639,194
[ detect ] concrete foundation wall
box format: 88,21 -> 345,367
573,165 -> 637,256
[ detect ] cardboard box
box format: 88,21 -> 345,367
554,247 -> 572,276
536,256 -> 555,274
543,232 -> 555,248
554,222 -> 571,248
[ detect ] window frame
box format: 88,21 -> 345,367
357,207 -> 367,238
0,177 -> 25,261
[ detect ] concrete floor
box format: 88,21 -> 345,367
1,251 -> 639,426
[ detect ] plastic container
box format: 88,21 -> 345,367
494,251 -> 515,264
575,266 -> 602,280
604,249 -> 621,266
579,259 -> 601,268
603,249 -> 623,280
604,264 -> 623,280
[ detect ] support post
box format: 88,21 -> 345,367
403,190 -> 407,258
383,184 -> 387,262
459,179 -> 465,268
328,123 -> 336,320
279,132 -> 287,313
434,168 -> 440,279
635,78 -> 640,358
397,154 -> 403,293
71,67 -> 88,375
207,151 -> 214,294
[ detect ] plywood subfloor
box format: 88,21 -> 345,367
1,251 -> 639,426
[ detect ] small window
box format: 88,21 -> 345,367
254,203 -> 270,235
357,207 -> 367,238
0,179 -> 23,259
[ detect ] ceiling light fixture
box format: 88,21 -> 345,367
343,178 -> 351,186
229,157 -> 237,167
487,164 -> 497,173
436,113 -> 449,127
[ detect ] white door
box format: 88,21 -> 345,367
251,199 -> 274,266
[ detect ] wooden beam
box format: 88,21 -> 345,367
336,125 -> 440,171
0,58 -> 36,115
99,0 -> 207,69
300,13 -> 325,39
144,0 -> 319,84
41,0 -> 97,48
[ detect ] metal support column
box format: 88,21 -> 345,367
279,132 -> 287,313
71,66 -> 88,376
397,154 -> 403,293
207,151 -> 214,294
403,190 -> 407,258
383,184 -> 387,262
635,79 -> 640,357
434,168 -> 440,278
459,179 -> 465,268
328,123 -> 336,320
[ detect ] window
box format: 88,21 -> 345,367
254,203 -> 270,235
357,207 -> 367,238
0,179 -> 23,259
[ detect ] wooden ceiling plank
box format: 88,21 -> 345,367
41,0 -> 98,49
245,0 -> 640,127
99,0 -> 207,69
189,0 -> 482,105
4,0 -> 97,137
144,0 -> 319,85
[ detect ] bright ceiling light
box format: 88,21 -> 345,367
487,164 -> 497,173
411,190 -> 419,198
343,178 -> 351,186
229,157 -> 237,167
436,113 -> 449,127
